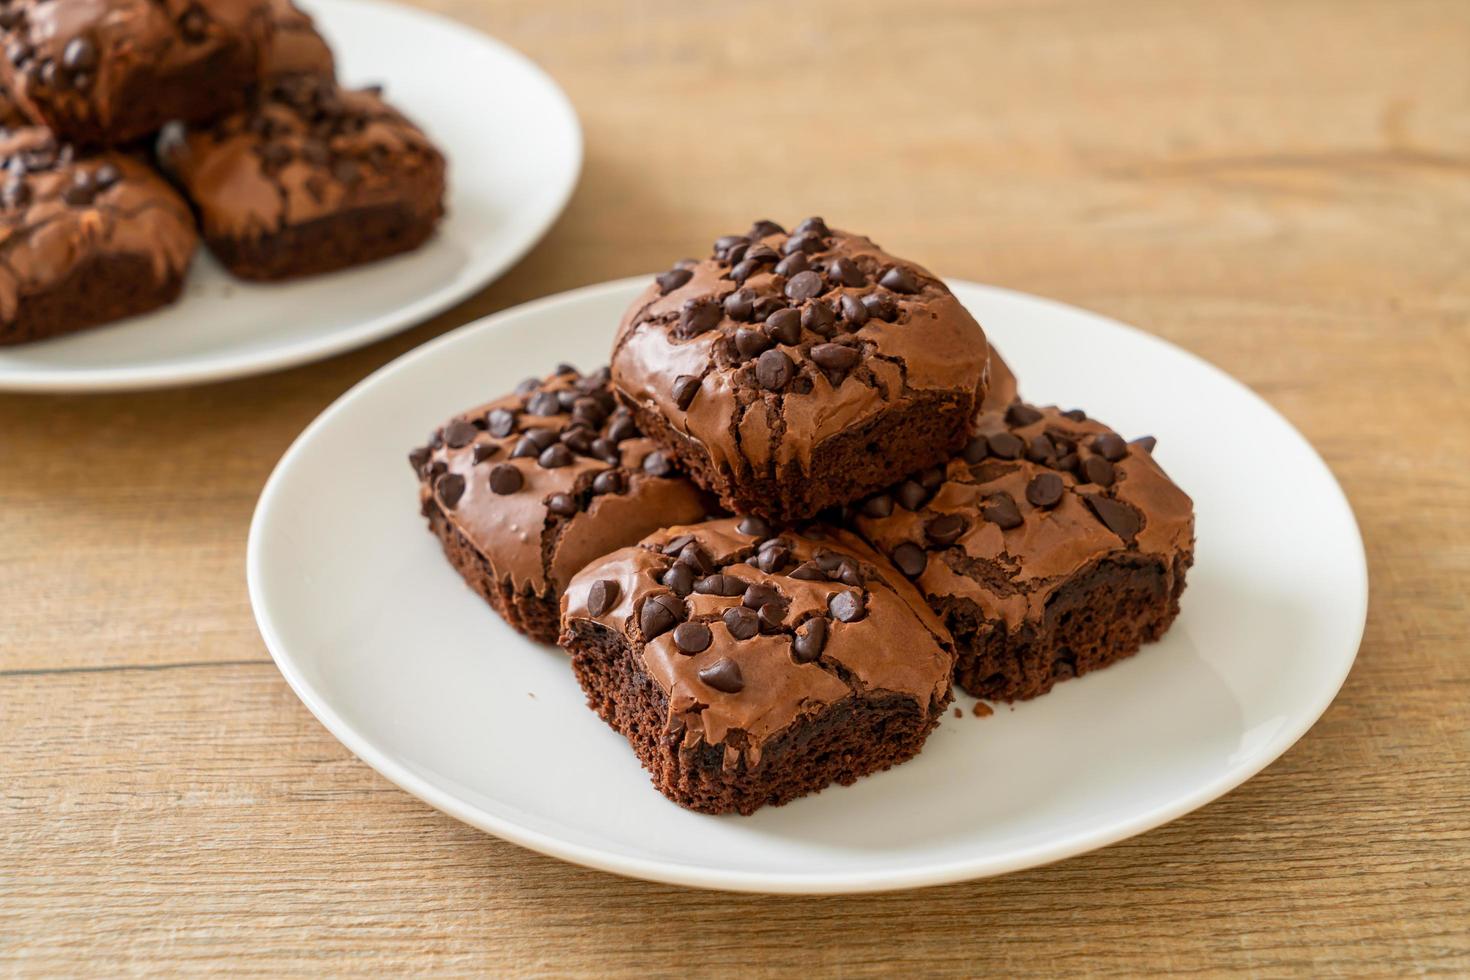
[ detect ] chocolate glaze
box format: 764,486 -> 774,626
413,366 -> 712,599
159,76 -> 443,245
852,403 -> 1194,634
610,223 -> 990,482
0,127 -> 197,326
563,517 -> 954,772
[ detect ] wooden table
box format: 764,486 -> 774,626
4,0 -> 1468,974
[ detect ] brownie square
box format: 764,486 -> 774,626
411,365 -> 713,644
560,516 -> 955,815
847,402 -> 1195,701
0,129 -> 198,345
0,0 -> 270,145
159,76 -> 445,281
610,217 -> 990,523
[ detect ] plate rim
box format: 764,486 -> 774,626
247,276 -> 1368,894
0,0 -> 583,394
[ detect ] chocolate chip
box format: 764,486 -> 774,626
1093,432 -> 1128,461
828,590 -> 866,622
61,37 -> 97,72
801,302 -> 836,336
742,584 -> 781,609
925,513 -> 966,547
592,470 -> 623,495
509,436 -> 538,459
679,298 -> 721,337
572,397 -> 606,426
548,493 -> 579,516
538,444 -> 572,468
605,413 -> 638,443
92,163 -> 120,191
408,446 -> 430,472
810,343 -> 861,374
62,179 -> 94,207
988,432 -> 1023,459
729,258 -> 760,283
959,435 -> 989,464
748,219 -> 784,239
470,441 -> 497,463
784,270 -> 824,301
782,232 -> 821,255
754,545 -> 789,573
746,244 -> 779,264
489,464 -> 523,494
791,618 -> 827,663
735,326 -> 772,358
895,480 -> 929,511
656,267 -> 693,294
1006,403 -> 1043,427
675,541 -> 715,575
1056,452 -> 1080,473
695,574 -> 748,597
640,593 -> 685,639
485,407 -> 516,437
723,287 -> 756,322
662,562 -> 695,597
723,605 -> 759,640
1062,408 -> 1088,421
879,266 -> 919,294
1131,435 -> 1158,454
757,602 -> 786,632
827,257 -> 865,287
838,293 -> 869,326
790,561 -> 827,581
860,494 -> 893,518
642,450 -> 674,477
891,542 -> 928,578
589,437 -> 619,463
435,473 -> 465,508
587,579 -> 620,616
1081,456 -> 1116,486
514,377 -> 541,395
793,216 -> 830,237
1026,473 -> 1065,508
752,295 -> 787,320
526,391 -> 560,416
755,349 -> 795,390
1084,495 -> 1141,543
443,419 -> 477,449
982,493 -> 1023,530
774,252 -> 808,278
1027,434 -> 1056,465
862,291 -> 897,322
713,234 -> 747,261
764,308 -> 801,346
732,515 -> 768,538
673,621 -> 712,655
698,657 -> 744,694
672,375 -> 700,410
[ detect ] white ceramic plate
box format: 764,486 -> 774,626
0,0 -> 580,392
248,278 -> 1367,894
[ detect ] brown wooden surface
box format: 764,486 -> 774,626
4,0 -> 1469,974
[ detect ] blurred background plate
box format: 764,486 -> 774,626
0,0 -> 581,393
248,278 -> 1367,894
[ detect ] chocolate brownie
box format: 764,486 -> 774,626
610,218 -> 990,522
159,75 -> 444,280
0,0 -> 270,145
260,0 -> 333,81
560,516 -> 955,815
411,365 -> 713,644
0,128 -> 197,345
848,402 -> 1194,701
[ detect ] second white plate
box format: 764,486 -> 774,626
0,0 -> 581,392
248,278 -> 1367,893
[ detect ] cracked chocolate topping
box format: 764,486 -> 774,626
609,218 -> 990,479
0,0 -> 270,141
0,127 -> 196,325
563,516 -> 954,771
159,75 -> 443,243
411,365 -> 711,598
849,402 -> 1194,633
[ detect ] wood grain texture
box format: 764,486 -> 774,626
3,0 -> 1469,974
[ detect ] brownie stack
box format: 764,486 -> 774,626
412,218 -> 1195,816
0,0 -> 445,345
